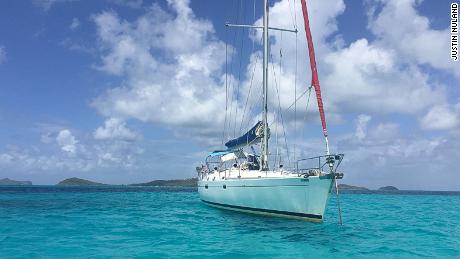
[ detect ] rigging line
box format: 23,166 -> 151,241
286,0 -> 297,30
301,86 -> 313,141
239,0 -> 259,133
242,32 -> 264,131
294,30 -> 298,162
270,87 -> 308,124
293,0 -> 297,26
221,3 -> 230,145
276,31 -> 283,168
274,101 -> 279,169
239,52 -> 259,133
222,27 -> 229,145
293,0 -> 298,161
270,52 -> 291,167
240,32 -> 262,132
234,22 -> 246,137
223,0 -> 239,143
279,40 -> 291,168
233,0 -> 247,137
252,0 -> 256,52
286,88 -> 310,113
227,0 -> 242,139
244,81 -> 263,131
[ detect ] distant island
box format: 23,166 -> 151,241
337,184 -> 369,191
378,186 -> 399,191
55,177 -> 197,187
130,178 -> 197,187
57,177 -> 106,186
336,184 -> 401,192
0,178 -> 32,186
51,177 -> 400,191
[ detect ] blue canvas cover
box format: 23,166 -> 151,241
225,121 -> 265,150
208,150 -> 231,157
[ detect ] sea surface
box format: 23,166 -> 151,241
0,186 -> 459,258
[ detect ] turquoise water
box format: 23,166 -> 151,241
0,187 -> 459,258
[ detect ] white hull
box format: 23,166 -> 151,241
198,170 -> 334,222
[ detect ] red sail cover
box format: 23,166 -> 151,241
300,0 -> 328,137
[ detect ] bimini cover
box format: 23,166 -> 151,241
221,150 -> 246,162
221,152 -> 237,162
208,150 -> 231,157
225,121 -> 268,150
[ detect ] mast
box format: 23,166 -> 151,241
300,0 -> 330,155
225,1 -> 296,168
261,0 -> 269,170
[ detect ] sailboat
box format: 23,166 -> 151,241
196,0 -> 344,222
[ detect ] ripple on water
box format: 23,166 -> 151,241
0,187 -> 459,257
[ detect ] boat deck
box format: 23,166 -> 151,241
200,169 -> 319,181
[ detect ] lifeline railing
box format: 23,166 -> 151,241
295,153 -> 344,175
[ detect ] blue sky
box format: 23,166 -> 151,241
0,0 -> 458,189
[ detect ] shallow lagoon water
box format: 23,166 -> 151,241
0,186 -> 459,258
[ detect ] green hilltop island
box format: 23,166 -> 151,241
53,177 -> 400,191
129,178 -> 197,187
0,178 -> 32,186
337,184 -> 369,191
57,177 -> 106,186
56,177 -> 198,187
335,184 -> 401,192
378,186 -> 399,191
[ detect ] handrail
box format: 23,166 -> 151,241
296,153 -> 344,174
201,153 -> 344,178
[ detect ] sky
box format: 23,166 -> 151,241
0,0 -> 458,189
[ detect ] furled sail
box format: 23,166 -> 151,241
224,121 -> 269,150
301,0 -> 328,138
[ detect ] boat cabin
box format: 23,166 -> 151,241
203,150 -> 261,173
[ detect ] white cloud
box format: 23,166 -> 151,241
34,0 -> 58,10
257,0 -> 459,146
0,132 -> 146,175
106,0 -> 143,9
0,136 -> 203,184
368,0 -> 459,77
0,46 -> 6,64
70,17 -> 80,30
56,129 -> 78,155
239,0 -> 449,134
322,39 -> 445,114
92,0 -> 233,145
90,0 -> 456,149
33,0 -> 75,11
252,0 -> 345,58
369,122 -> 399,141
355,114 -> 372,140
420,104 -> 460,130
93,118 -> 139,141
58,38 -> 95,55
0,153 -> 14,165
333,115 -> 460,190
1,0 -> 457,189
40,133 -> 54,144
249,0 -> 346,115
